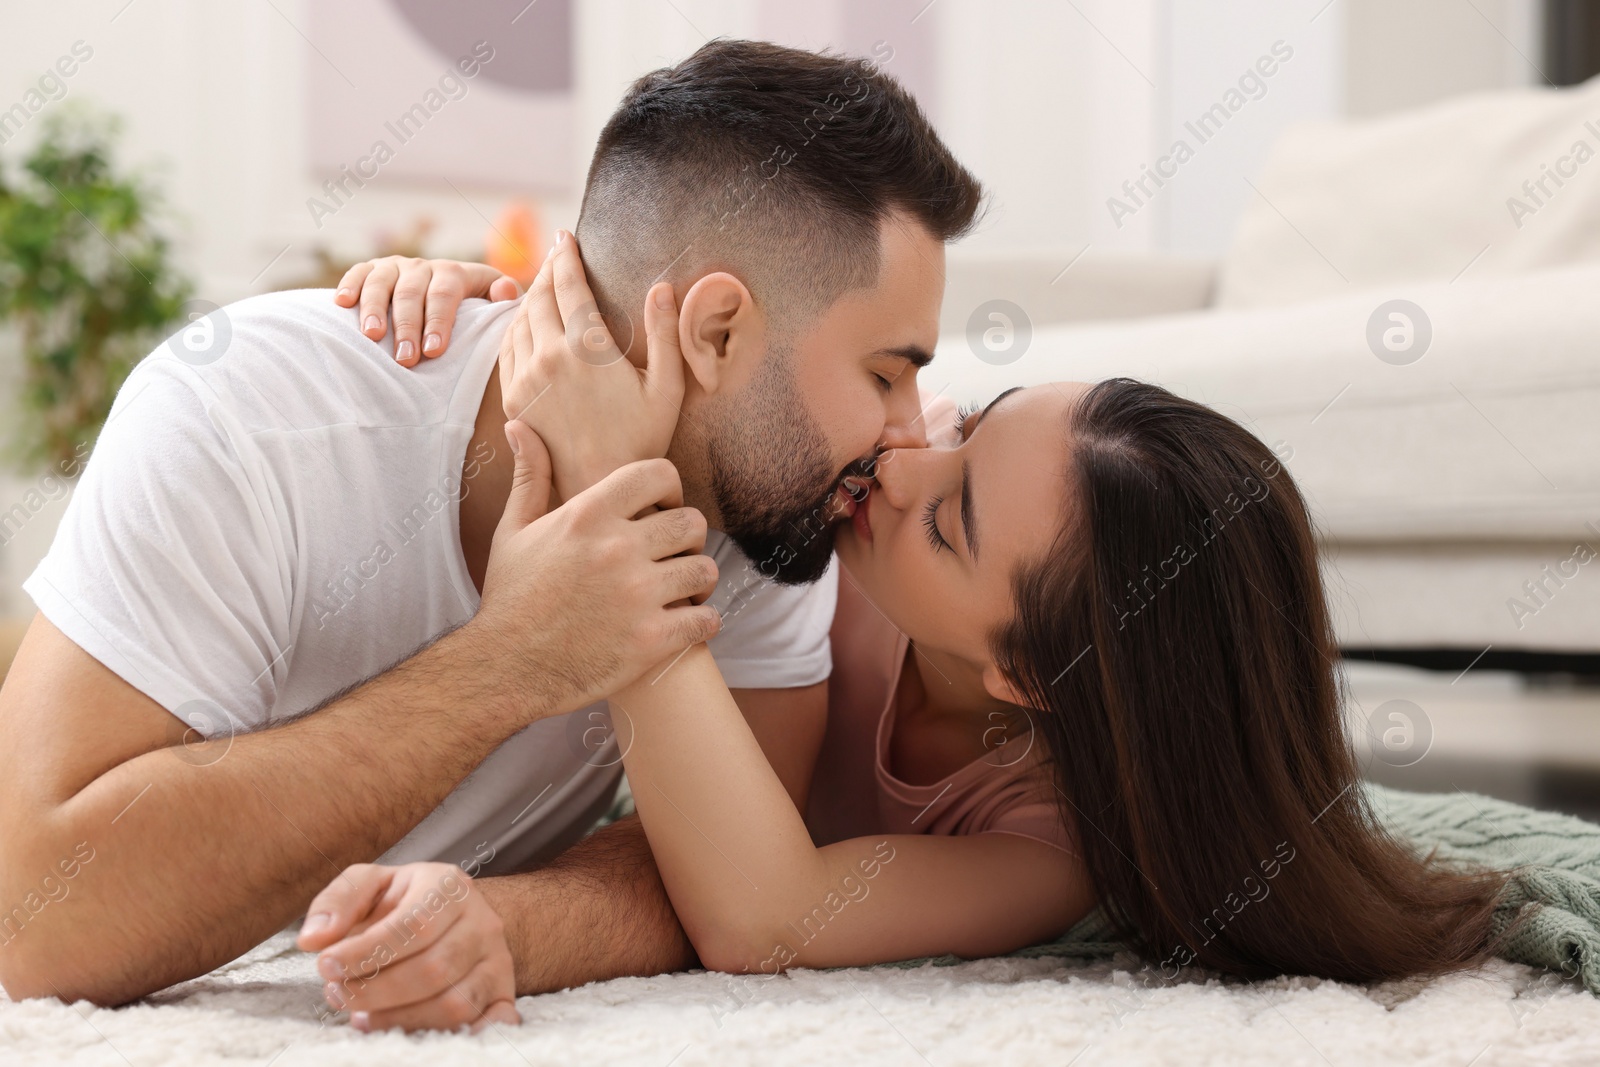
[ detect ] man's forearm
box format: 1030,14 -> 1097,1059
12,623 -> 542,1004
478,814 -> 697,994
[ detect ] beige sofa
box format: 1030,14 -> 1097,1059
934,76 -> 1600,660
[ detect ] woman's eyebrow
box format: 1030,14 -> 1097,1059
962,385 -> 1024,440
960,459 -> 978,563
958,386 -> 1025,562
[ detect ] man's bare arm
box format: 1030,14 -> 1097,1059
480,816 -> 696,993
0,616 -> 545,1006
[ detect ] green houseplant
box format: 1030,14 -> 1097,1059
0,105 -> 190,473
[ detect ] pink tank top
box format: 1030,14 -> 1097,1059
804,569 -> 1075,855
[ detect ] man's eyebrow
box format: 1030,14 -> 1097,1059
959,386 -> 1025,563
873,344 -> 934,368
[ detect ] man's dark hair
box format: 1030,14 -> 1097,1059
576,38 -> 983,338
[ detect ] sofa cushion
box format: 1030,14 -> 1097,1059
931,260 -> 1600,544
1216,74 -> 1600,310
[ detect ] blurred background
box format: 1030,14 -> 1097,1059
1,0 -> 1597,814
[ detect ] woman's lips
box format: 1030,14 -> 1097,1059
830,477 -> 873,542
851,484 -> 872,541
830,481 -> 858,520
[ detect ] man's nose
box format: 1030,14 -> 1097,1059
879,388 -> 929,452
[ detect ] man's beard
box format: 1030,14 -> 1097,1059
705,355 -> 869,586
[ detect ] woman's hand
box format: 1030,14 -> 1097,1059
296,862 -> 521,1034
498,230 -> 686,502
334,257 -> 521,366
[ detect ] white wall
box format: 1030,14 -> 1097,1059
1156,0 -> 1344,255
0,0 -> 1553,614
0,0 -> 1553,297
1345,0 -> 1543,118
939,0 -> 1157,254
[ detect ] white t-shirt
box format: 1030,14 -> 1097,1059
25,290 -> 837,876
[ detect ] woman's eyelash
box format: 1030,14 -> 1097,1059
953,402 -> 981,435
922,497 -> 949,553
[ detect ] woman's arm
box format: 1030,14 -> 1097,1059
355,241 -> 1091,968
495,238 -> 1089,969
612,645 -> 1095,972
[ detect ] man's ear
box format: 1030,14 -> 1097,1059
678,272 -> 759,398
981,663 -> 1031,708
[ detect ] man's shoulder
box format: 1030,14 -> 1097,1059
223,287 -> 354,327
139,290 -> 509,436
178,288 -> 509,371
165,289 -> 363,363
144,289 -> 371,392
214,289 -> 511,338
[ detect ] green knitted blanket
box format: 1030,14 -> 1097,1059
592,781 -> 1600,990
867,784 -> 1600,992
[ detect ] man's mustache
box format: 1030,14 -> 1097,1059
843,451 -> 884,486
821,452 -> 883,519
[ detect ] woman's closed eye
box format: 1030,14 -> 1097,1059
952,401 -> 980,440
922,496 -> 950,553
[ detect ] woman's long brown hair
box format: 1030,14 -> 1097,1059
993,378 -> 1516,983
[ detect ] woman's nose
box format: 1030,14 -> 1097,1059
870,446 -> 927,512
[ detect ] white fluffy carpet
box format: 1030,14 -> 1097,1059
5,932 -> 1600,1066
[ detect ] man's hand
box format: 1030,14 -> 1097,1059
469,421 -> 722,719
334,256 -> 520,365
498,230 -> 686,500
297,863 -> 520,1033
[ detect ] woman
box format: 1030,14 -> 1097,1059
329,246 -> 1514,994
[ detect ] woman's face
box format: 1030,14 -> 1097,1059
834,382 -> 1084,668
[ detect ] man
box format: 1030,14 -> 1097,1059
0,39 -> 981,1026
